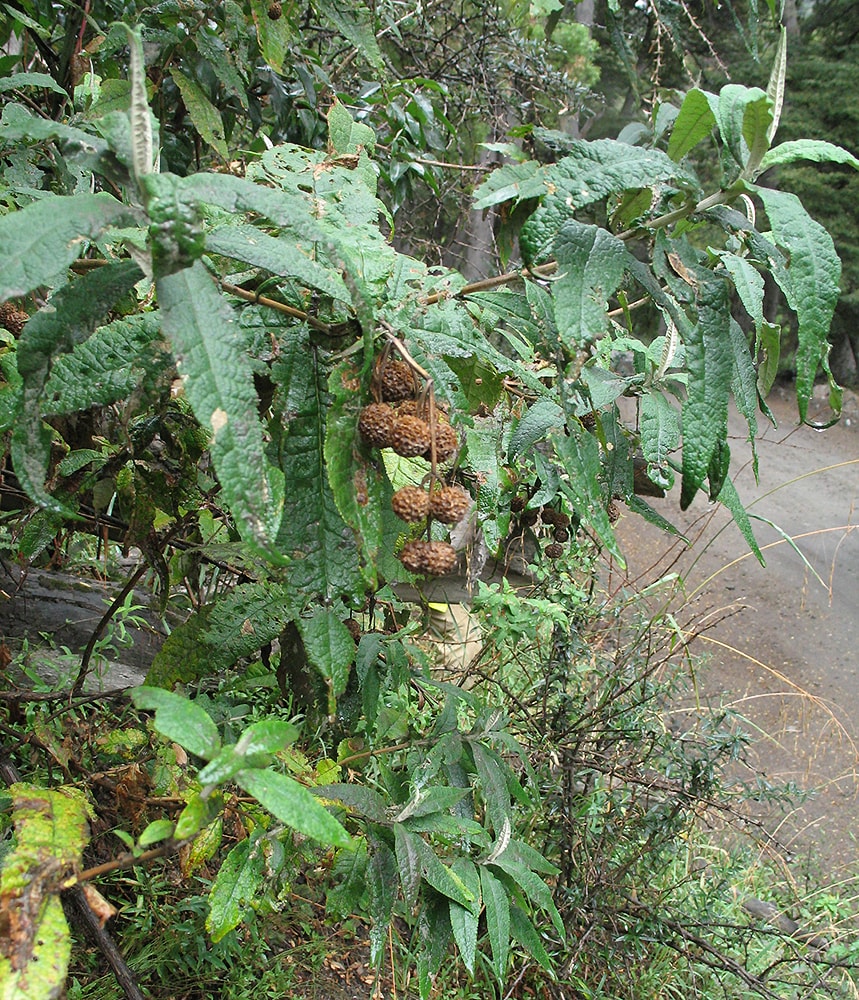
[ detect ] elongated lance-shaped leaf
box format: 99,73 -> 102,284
0,194 -> 138,300
272,332 -> 365,602
757,139 -> 859,175
126,24 -> 153,182
640,391 -> 679,491
766,28 -> 787,144
297,607 -> 355,700
11,260 -> 143,511
236,768 -> 350,847
679,267 -> 734,508
206,837 -> 265,943
157,260 -> 282,551
553,220 -> 628,349
751,186 -> 841,422
729,318 -> 760,479
479,866 -> 510,984
171,69 -> 228,160
667,88 -> 717,162
367,836 -> 398,971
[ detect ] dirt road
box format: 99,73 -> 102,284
615,385 -> 859,873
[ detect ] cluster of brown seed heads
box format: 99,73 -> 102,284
358,348 -> 468,576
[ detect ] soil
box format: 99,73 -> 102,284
614,384 -> 859,876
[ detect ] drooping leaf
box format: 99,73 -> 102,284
206,837 -> 265,943
751,186 -> 841,422
552,427 -> 622,559
728,318 -> 759,478
297,608 -> 356,699
553,220 -> 628,349
11,260 -> 143,511
0,193 -> 137,300
490,857 -> 564,938
639,391 -> 679,491
325,358 -> 400,589
170,69 -> 228,160
479,865 -> 510,983
315,784 -> 389,824
716,476 -> 764,566
322,1 -> 384,69
508,399 -> 564,461
235,768 -> 351,846
156,260 -> 282,551
394,823 -> 422,911
367,837 -> 398,970
678,268 -> 733,507
667,88 -> 716,162
509,904 -> 553,971
449,858 -> 481,973
272,333 -> 365,602
719,251 -> 765,330
131,687 -> 221,760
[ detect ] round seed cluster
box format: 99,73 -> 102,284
398,540 -> 457,576
391,486 -> 431,523
0,302 -> 28,336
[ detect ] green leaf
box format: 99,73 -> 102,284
766,27 -> 787,143
394,823 -> 422,911
639,391 -> 679,490
552,427 -> 622,559
11,260 -> 143,512
328,100 -> 376,154
718,251 -> 764,329
0,784 -> 92,997
325,358 -> 401,590
272,333 -> 365,602
678,269 -> 733,507
751,186 -> 841,423
236,719 -> 298,755
127,24 -> 153,180
728,319 -> 759,477
714,85 -> 771,172
235,768 -> 351,846
449,859 -> 481,973
0,193 -> 137,300
409,831 -> 474,907
756,320 -> 780,400
508,399 -> 564,461
138,819 -> 175,847
44,312 -> 163,413
297,608 -> 355,699
480,866 -> 510,983
156,260 -> 282,551
717,476 -> 764,566
470,742 -> 510,837
472,160 -> 544,210
667,88 -> 716,161
0,71 -> 67,96
170,69 -> 228,160
367,838 -> 398,970
553,221 -> 628,349
491,858 -> 564,938
316,784 -> 389,823
207,225 -> 349,300
322,1 -> 384,69
509,904 -> 553,971
174,793 -> 213,840
131,686 -> 221,760
757,139 -> 859,175
206,838 -> 265,943
520,140 -> 698,262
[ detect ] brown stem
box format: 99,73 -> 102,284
62,842 -> 179,889
218,280 -> 332,333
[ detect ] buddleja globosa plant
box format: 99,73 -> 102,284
0,19 -> 857,998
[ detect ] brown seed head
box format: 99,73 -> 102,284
608,500 -> 621,524
422,541 -> 458,576
391,486 -> 431,522
0,302 -> 28,336
519,509 -> 539,527
545,543 -> 564,559
380,360 -> 416,402
510,495 -> 526,513
429,486 -> 470,524
343,618 -> 361,642
391,415 -> 432,457
552,526 -> 570,543
358,403 -> 397,448
398,539 -> 431,573
267,1 -> 282,19
423,421 -> 459,462
541,506 -> 571,528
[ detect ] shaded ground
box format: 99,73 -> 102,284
614,385 -> 859,873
